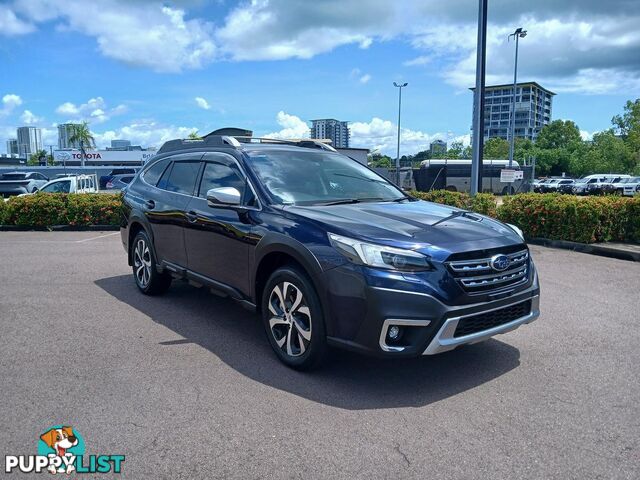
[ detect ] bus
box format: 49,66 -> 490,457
414,159 -> 528,195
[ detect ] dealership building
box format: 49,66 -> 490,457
53,149 -> 156,166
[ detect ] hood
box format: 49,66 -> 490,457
285,200 -> 522,257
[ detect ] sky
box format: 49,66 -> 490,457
1,0 -> 639,156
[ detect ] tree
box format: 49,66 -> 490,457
569,130 -> 635,176
533,120 -> 583,175
367,152 -> 393,168
68,121 -> 96,167
514,138 -> 535,163
188,130 -> 201,140
612,98 -> 640,163
444,141 -> 464,159
483,138 -> 509,159
27,149 -> 52,166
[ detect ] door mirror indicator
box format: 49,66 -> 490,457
207,187 -> 242,208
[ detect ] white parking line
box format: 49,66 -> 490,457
75,232 -> 120,243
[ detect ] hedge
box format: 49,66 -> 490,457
2,191 -> 639,245
2,193 -> 121,227
497,193 -> 640,244
410,190 -> 497,217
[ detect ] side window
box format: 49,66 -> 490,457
163,161 -> 201,195
198,162 -> 246,199
142,159 -> 170,186
42,180 -> 71,193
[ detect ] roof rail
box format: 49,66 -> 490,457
233,137 -> 338,152
157,135 -> 337,155
157,135 -> 240,155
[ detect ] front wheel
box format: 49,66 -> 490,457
131,230 -> 172,295
261,266 -> 327,370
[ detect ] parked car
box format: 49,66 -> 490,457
572,175 -> 620,195
99,168 -> 138,189
33,174 -> 98,194
121,136 -> 540,370
539,178 -> 574,193
533,178 -> 551,193
557,181 -> 578,194
620,177 -> 640,196
105,174 -> 135,190
588,175 -> 631,195
0,171 -> 49,197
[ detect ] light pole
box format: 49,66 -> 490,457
508,27 -> 527,169
470,0 -> 488,196
393,82 -> 408,186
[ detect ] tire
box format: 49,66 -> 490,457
261,265 -> 327,370
131,230 -> 172,295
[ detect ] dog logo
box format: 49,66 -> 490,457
5,425 -> 124,475
38,426 -> 83,474
490,254 -> 510,272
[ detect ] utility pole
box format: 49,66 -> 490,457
470,0 -> 488,196
393,82 -> 408,186
508,27 -> 527,168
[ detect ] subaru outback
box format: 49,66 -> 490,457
121,135 -> 540,370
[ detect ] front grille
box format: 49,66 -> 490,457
454,300 -> 532,337
446,248 -> 529,294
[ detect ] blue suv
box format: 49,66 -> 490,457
121,136 -> 540,370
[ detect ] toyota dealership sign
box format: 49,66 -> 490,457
53,149 -> 156,165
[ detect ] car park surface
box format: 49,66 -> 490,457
0,231 -> 638,479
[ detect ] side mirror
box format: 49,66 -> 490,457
207,187 -> 242,208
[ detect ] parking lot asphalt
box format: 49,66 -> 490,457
0,231 -> 638,479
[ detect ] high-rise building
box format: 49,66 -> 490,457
110,139 -> 131,149
16,126 -> 42,157
429,139 -> 447,156
471,81 -> 555,142
310,119 -> 349,148
6,138 -> 18,155
58,123 -> 81,149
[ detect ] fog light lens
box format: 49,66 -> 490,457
388,325 -> 401,340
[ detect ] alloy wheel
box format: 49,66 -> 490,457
268,282 -> 312,357
133,238 -> 152,288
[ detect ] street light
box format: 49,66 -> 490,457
508,27 -> 527,169
393,81 -> 408,186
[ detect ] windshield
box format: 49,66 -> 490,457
245,150 -> 405,205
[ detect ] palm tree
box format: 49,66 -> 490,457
188,130 -> 201,140
68,121 -> 96,167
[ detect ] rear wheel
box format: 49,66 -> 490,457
131,230 -> 172,295
261,266 -> 327,370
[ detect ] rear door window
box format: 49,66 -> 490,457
162,161 -> 201,195
142,159 -> 170,186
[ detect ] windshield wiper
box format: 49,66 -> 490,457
320,197 -> 384,206
332,172 -> 388,184
431,210 -> 479,226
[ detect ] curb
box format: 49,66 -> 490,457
0,225 -> 119,232
528,237 -> 640,262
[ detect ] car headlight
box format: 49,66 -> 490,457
328,233 -> 433,272
507,223 -> 525,240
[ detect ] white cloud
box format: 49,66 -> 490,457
403,55 -> 432,67
12,0 -> 216,73
54,97 -> 126,124
194,97 -> 211,110
264,111 -> 309,139
0,5 -> 34,35
20,110 -> 43,124
1,94 -> 23,116
91,120 -> 198,149
359,74 -> 372,84
350,68 -> 372,84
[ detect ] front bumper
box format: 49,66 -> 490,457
323,263 -> 540,357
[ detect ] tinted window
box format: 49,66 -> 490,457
142,159 -> 170,186
121,176 -> 134,184
163,161 -> 201,195
41,180 -> 71,193
198,162 -> 246,199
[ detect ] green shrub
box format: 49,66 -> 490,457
410,190 -> 498,217
0,199 -> 7,224
2,193 -> 121,227
66,193 -> 121,226
497,193 -> 639,244
5,193 -> 68,226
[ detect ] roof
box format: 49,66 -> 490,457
470,81 -> 556,95
156,136 -> 338,155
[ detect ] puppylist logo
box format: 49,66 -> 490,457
4,426 -> 125,474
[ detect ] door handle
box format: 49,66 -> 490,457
185,211 -> 198,223
145,200 -> 155,209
